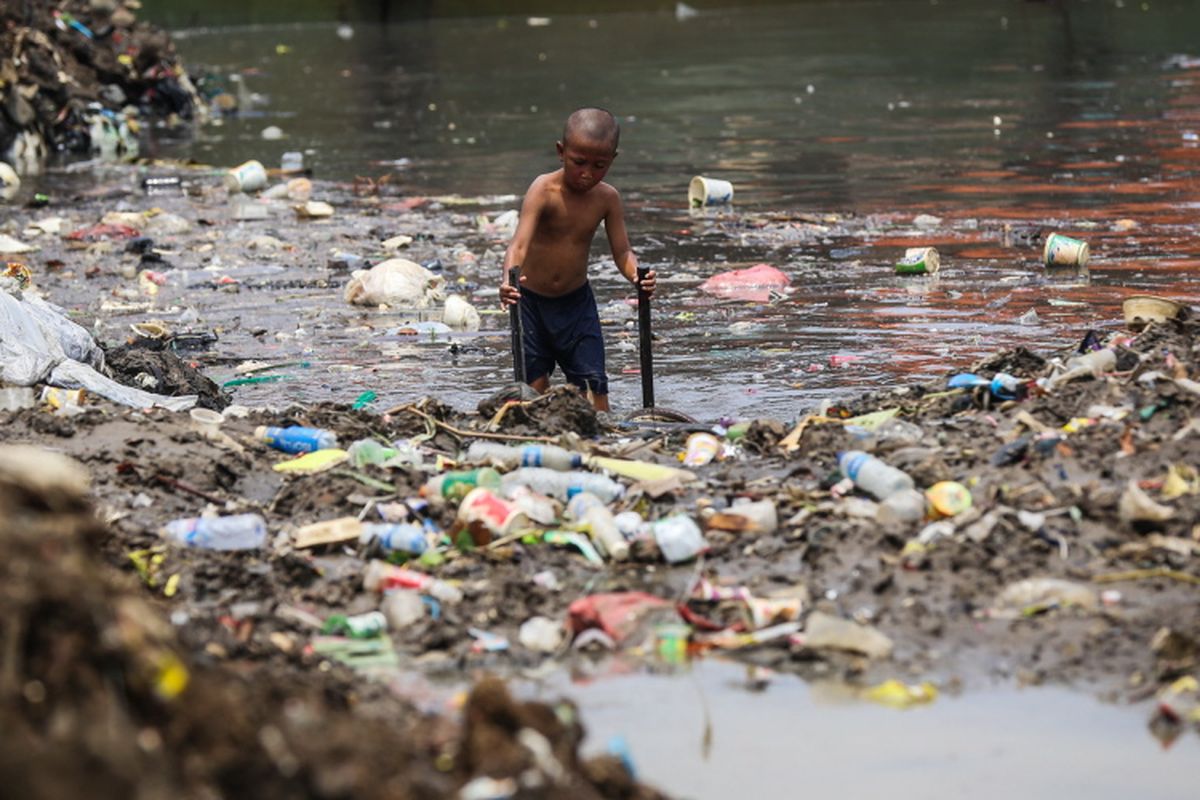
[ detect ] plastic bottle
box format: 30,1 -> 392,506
566,492 -> 629,561
648,516 -> 706,563
838,450 -> 915,501
347,439 -> 398,467
322,611 -> 387,639
422,467 -> 502,500
501,467 -> 623,503
360,522 -> 427,555
255,425 -> 338,454
362,561 -> 463,604
162,513 -> 267,550
465,441 -> 582,471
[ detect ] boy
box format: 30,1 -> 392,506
499,107 -> 656,412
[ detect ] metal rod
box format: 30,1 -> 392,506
508,266 -> 526,384
637,266 -> 654,409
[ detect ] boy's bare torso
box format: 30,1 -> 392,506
519,170 -> 614,297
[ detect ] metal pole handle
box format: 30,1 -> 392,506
508,267 -> 526,384
637,266 -> 654,409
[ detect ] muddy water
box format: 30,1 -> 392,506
527,660 -> 1195,799
131,0 -> 1200,419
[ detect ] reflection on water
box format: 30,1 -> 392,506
523,660 -> 1194,800
78,1 -> 1200,419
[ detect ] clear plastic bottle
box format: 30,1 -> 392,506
360,522 -> 427,555
648,516 -> 706,564
566,492 -> 629,561
255,425 -> 338,454
838,450 -> 915,501
422,467 -> 502,500
162,513 -> 267,550
362,560 -> 463,604
466,441 -> 582,471
501,467 -> 624,503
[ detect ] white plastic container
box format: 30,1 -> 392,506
650,516 -> 706,563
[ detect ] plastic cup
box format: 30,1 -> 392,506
1043,233 -> 1089,268
688,175 -> 734,207
224,160 -> 267,193
895,246 -> 940,275
190,407 -> 225,436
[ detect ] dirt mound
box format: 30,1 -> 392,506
1,1 -> 200,168
105,343 -> 230,410
0,444 -> 660,799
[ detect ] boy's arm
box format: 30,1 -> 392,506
605,189 -> 655,295
500,180 -> 545,307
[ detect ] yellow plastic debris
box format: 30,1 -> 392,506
153,653 -> 190,701
862,679 -> 938,709
273,448 -> 348,475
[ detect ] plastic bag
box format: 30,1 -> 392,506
343,258 -> 446,307
49,360 -> 197,412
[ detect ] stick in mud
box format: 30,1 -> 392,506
508,266 -> 526,385
637,265 -> 655,410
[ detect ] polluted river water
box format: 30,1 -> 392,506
136,0 -> 1200,424
18,0 -> 1200,796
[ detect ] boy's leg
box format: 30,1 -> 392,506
519,288 -> 555,390
557,285 -> 609,411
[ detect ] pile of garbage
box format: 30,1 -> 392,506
1,301 -> 1195,738
0,0 -> 202,175
0,442 -> 666,799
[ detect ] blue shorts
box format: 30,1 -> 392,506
519,281 -> 608,396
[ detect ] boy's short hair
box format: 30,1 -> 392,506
562,107 -> 620,152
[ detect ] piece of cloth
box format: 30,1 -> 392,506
519,281 -> 608,396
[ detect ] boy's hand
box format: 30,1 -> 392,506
636,268 -> 657,296
500,278 -> 522,308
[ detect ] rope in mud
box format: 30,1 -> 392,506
382,403 -> 559,444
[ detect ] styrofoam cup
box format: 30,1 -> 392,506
688,175 -> 733,207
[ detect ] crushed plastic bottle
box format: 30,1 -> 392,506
162,513 -> 267,550
1046,348 -> 1117,390
346,439 -> 398,467
838,450 -> 915,501
566,492 -> 629,561
500,467 -> 624,503
466,441 -> 582,471
256,425 -> 338,454
363,561 -> 463,604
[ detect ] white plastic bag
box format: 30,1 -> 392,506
343,258 -> 445,308
443,294 -> 481,330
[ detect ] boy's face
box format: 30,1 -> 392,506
556,135 -> 617,193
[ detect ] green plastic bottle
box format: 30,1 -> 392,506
422,467 -> 502,500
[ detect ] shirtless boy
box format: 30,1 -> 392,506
499,107 -> 656,412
